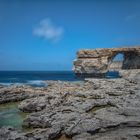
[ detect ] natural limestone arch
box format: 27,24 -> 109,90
73,47 -> 140,77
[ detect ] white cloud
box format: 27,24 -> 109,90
33,18 -> 64,42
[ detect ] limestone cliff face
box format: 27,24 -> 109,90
73,47 -> 140,77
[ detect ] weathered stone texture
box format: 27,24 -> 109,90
1,77 -> 140,140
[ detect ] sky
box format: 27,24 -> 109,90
0,0 -> 140,71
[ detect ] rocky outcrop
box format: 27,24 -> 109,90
73,47 -> 140,77
0,126 -> 61,140
0,85 -> 46,104
0,127 -> 28,140
0,76 -> 140,139
18,97 -> 47,112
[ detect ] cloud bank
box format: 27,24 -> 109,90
33,18 -> 64,42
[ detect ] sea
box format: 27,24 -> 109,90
0,71 -> 120,87
0,71 -> 78,87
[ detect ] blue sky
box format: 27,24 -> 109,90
0,0 -> 140,71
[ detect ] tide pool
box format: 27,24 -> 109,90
0,102 -> 29,129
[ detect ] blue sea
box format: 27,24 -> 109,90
0,71 -> 120,87
0,71 -> 78,87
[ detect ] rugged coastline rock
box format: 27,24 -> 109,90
0,72 -> 140,139
0,85 -> 46,104
0,78 -> 140,140
18,97 -> 47,112
0,127 -> 28,140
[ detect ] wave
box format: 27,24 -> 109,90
0,83 -> 24,86
26,80 -> 47,87
0,83 -> 13,86
0,80 -> 47,88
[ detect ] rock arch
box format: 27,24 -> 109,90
73,47 -> 140,77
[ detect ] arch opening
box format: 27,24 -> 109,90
106,53 -> 125,78
109,53 -> 124,71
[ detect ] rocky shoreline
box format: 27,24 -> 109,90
0,74 -> 140,140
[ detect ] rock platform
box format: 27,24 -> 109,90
0,75 -> 140,139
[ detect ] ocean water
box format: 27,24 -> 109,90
0,71 -> 120,87
0,102 -> 29,129
0,71 -> 78,87
105,71 -> 120,78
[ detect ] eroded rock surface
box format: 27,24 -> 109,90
0,85 -> 46,103
0,76 -> 140,139
0,127 -> 28,140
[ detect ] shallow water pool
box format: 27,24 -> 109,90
0,102 -> 29,129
